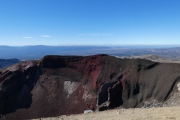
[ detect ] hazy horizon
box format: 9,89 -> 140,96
1,44 -> 180,47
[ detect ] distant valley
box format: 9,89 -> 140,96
1,45 -> 180,61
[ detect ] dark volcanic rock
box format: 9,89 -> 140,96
97,58 -> 180,110
0,55 -> 180,119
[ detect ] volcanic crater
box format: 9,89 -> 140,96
0,54 -> 180,120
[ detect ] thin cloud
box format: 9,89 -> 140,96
91,33 -> 100,36
100,33 -> 113,36
23,36 -> 33,39
77,33 -> 113,36
41,35 -> 53,38
77,33 -> 87,36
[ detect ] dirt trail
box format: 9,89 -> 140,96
34,107 -> 180,120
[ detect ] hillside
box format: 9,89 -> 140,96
131,54 -> 180,63
0,55 -> 180,120
0,58 -> 20,70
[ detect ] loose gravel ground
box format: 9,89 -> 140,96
34,106 -> 180,120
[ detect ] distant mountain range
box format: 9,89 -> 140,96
1,45 -> 180,60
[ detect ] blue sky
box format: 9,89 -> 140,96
0,0 -> 180,46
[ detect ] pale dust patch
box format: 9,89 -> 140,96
82,87 -> 93,100
177,82 -> 180,91
64,81 -> 79,98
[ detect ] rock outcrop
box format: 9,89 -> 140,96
0,55 -> 180,120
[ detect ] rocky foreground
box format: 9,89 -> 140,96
34,107 -> 180,120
